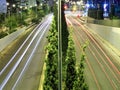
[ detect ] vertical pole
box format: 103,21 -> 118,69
58,0 -> 62,90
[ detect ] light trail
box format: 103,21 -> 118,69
66,16 -> 120,89
72,32 -> 101,90
0,15 -> 53,90
12,16 -> 52,90
74,18 -> 120,76
0,20 -> 42,76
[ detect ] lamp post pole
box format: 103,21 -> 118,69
58,0 -> 62,90
35,4 -> 37,18
20,6 -> 22,20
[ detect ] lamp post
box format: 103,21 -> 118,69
20,6 -> 23,20
12,4 -> 16,8
35,4 -> 37,17
6,2 -> 10,18
12,4 -> 16,16
58,0 -> 62,90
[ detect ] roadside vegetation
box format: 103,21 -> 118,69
43,1 -> 88,90
43,19 -> 58,90
0,3 -> 50,39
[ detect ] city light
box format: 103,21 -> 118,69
12,4 -> 16,8
104,3 -> 108,11
64,5 -> 68,10
6,2 -> 9,6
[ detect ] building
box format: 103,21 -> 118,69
0,0 -> 7,13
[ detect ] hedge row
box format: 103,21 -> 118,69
43,19 -> 58,90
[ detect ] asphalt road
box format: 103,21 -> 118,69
66,14 -> 120,90
0,14 -> 53,90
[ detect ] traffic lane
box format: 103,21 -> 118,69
0,23 -> 43,84
0,14 -> 49,72
81,21 -> 120,83
4,26 -> 48,90
66,16 -> 120,89
14,30 -> 48,90
74,18 -> 120,89
0,14 -> 51,77
72,30 -> 99,90
69,19 -> 102,89
1,29 -> 44,90
72,25 -> 114,90
76,17 -> 120,71
1,14 -> 53,90
73,16 -> 120,81
0,27 -> 36,84
13,18 -> 51,90
0,28 -> 33,71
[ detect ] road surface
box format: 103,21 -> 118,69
66,13 -> 120,90
0,14 -> 53,90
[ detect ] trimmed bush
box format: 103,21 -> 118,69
0,31 -> 8,39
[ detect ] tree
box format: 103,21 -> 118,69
65,36 -> 76,90
61,1 -> 69,57
73,42 -> 89,90
43,19 -> 58,90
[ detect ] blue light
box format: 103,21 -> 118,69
86,4 -> 90,8
103,3 -> 109,17
104,3 -> 108,12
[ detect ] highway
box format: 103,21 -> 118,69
66,13 -> 120,90
0,14 -> 53,90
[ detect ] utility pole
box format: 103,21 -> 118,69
58,0 -> 62,90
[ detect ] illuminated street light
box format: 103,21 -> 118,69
40,3 -> 43,6
20,6 -> 22,9
19,6 -> 23,20
34,4 -> 37,17
35,4 -> 37,7
25,6 -> 27,10
7,2 -> 9,6
30,6 -> 32,8
12,4 -> 16,8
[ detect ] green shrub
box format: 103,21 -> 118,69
0,31 -> 8,39
65,36 -> 76,90
5,15 -> 18,29
8,29 -> 17,34
31,18 -> 39,24
43,19 -> 58,90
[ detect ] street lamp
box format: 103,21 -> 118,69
58,0 -> 62,90
40,3 -> 43,6
35,4 -> 37,7
12,4 -> 16,8
12,4 -> 16,15
30,5 -> 32,8
25,6 -> 27,10
35,4 -> 37,17
6,2 -> 10,17
20,6 -> 22,9
19,6 -> 23,20
7,2 -> 9,6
